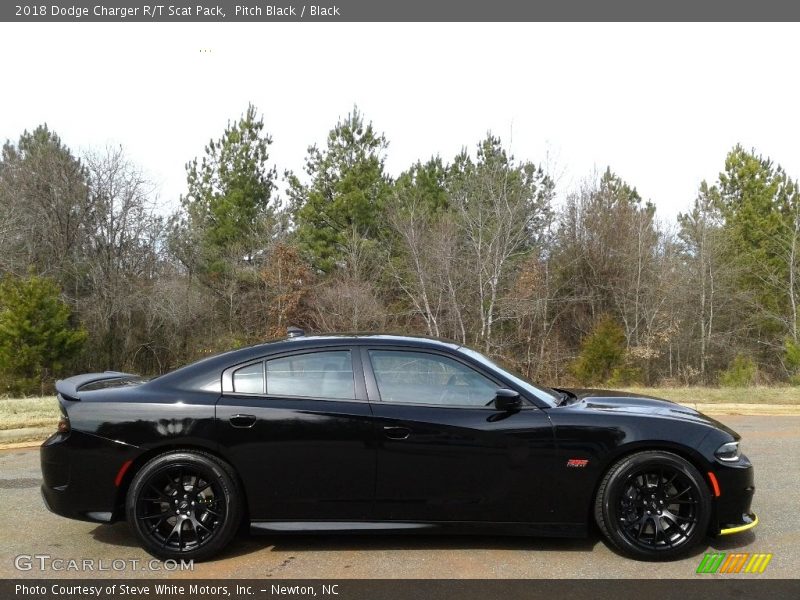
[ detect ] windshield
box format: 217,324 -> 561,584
457,347 -> 560,407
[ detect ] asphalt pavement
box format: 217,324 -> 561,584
1,416 -> 798,579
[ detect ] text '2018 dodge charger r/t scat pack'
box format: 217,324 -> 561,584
41,331 -> 757,561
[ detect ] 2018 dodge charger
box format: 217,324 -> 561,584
40,331 -> 757,561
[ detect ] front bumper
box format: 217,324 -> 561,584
711,453 -> 757,536
720,513 -> 758,535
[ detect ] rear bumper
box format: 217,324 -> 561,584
40,430 -> 140,523
711,454 -> 756,536
40,484 -> 114,523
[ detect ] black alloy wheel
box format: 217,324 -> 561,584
595,451 -> 711,560
126,451 -> 242,561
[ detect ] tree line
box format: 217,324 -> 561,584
1,105 -> 798,394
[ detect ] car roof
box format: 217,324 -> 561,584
287,333 -> 460,349
152,333 -> 463,388
235,333 -> 462,360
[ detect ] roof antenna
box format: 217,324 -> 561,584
286,326 -> 305,339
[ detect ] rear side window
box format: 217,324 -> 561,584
266,350 -> 354,400
233,362 -> 264,394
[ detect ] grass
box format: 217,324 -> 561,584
621,386 -> 800,405
0,396 -> 59,430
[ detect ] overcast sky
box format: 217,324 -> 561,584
1,22 -> 798,222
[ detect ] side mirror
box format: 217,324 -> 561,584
494,388 -> 522,411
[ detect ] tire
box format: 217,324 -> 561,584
594,450 -> 711,560
126,450 -> 242,561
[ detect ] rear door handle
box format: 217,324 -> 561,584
229,414 -> 257,428
383,426 -> 411,440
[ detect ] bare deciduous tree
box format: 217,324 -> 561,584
80,146 -> 163,370
448,137 -> 554,352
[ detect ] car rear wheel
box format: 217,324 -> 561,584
126,451 -> 242,561
594,450 -> 711,560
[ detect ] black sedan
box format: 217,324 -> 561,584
40,332 -> 757,561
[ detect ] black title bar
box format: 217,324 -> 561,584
4,1 -> 800,22
5,579 -> 800,600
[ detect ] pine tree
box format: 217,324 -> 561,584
570,316 -> 627,385
393,158 -> 449,215
0,274 -> 87,395
288,106 -> 390,272
717,145 -> 800,344
179,104 -> 277,272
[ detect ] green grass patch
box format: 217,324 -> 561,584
0,396 -> 59,430
621,386 -> 800,405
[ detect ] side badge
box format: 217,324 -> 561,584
567,458 -> 589,468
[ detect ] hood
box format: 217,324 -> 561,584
559,387 -> 728,429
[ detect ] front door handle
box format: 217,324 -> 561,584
229,414 -> 257,428
383,426 -> 411,440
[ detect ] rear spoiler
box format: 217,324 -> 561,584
55,371 -> 140,401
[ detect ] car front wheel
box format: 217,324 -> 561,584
126,450 -> 242,561
594,450 -> 711,560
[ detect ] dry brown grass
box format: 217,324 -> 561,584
621,386 -> 800,405
0,396 -> 58,430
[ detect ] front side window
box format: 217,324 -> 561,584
266,350 -> 354,400
457,346 -> 560,406
368,350 -> 497,407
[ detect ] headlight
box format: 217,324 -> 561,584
715,441 -> 741,462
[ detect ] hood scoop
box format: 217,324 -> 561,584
581,395 -> 699,416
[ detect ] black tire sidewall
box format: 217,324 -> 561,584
598,451 -> 711,560
126,451 -> 241,561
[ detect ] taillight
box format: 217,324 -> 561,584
57,412 -> 70,433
